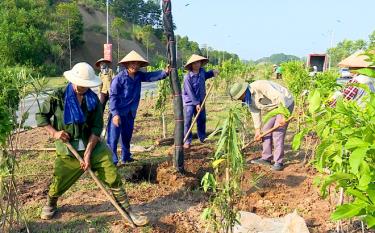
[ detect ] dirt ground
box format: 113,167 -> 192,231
14,99 -> 370,233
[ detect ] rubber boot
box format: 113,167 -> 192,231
40,196 -> 58,220
125,207 -> 149,226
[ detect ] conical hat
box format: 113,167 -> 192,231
184,54 -> 209,69
118,50 -> 149,67
338,50 -> 375,68
95,58 -> 111,68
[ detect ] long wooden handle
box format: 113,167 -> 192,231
183,83 -> 214,143
241,116 -> 294,151
65,143 -> 136,228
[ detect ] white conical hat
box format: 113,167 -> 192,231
64,62 -> 102,88
184,54 -> 209,69
118,50 -> 149,67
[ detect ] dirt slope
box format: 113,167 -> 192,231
73,5 -> 166,69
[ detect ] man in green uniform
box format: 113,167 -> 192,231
36,62 -> 148,226
95,58 -> 114,109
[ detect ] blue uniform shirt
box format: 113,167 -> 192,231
182,68 -> 214,106
110,69 -> 168,117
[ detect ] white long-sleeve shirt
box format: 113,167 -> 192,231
248,80 -> 294,129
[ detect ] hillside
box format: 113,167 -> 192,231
256,53 -> 300,65
72,5 -> 166,69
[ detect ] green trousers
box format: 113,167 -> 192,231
48,142 -> 129,208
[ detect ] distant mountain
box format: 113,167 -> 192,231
256,53 -> 300,65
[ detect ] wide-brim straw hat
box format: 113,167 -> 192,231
118,50 -> 149,67
64,62 -> 102,88
229,82 -> 249,100
95,58 -> 111,68
184,54 -> 209,70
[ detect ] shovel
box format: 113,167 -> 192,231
241,116 -> 293,152
183,83 -> 214,143
65,142 -> 136,228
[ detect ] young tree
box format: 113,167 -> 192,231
47,2 -> 83,68
111,17 -> 126,63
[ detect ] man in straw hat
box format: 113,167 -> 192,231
182,54 -> 219,149
36,62 -> 149,226
108,50 -> 170,165
95,58 -> 114,109
229,80 -> 294,171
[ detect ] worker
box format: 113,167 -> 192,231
182,54 -> 219,149
95,58 -> 114,110
309,66 -> 318,77
229,80 -> 294,171
107,51 -> 170,165
36,62 -> 149,226
329,72 -> 375,107
275,65 -> 283,79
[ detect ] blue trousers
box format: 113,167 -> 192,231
184,105 -> 206,145
107,112 -> 135,164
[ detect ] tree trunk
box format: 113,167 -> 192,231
162,0 -> 184,172
117,29 -> 120,63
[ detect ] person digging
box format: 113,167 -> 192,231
36,62 -> 148,226
229,80 -> 294,171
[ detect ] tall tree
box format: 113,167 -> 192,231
327,39 -> 367,67
112,0 -> 162,28
111,17 -> 126,63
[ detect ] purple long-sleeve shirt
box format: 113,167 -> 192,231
110,69 -> 168,117
182,68 -> 214,106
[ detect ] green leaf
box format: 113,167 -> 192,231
320,173 -> 355,198
355,68 -> 375,78
212,158 -> 226,168
367,186 -> 375,203
331,203 -> 364,220
308,90 -> 321,114
349,147 -> 368,174
345,188 -> 369,202
345,138 -> 370,150
201,207 -> 213,220
262,105 -> 291,124
292,129 -> 308,151
358,161 -> 372,190
364,215 -> 375,228
201,172 -> 216,192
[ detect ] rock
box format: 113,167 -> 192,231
88,228 -> 97,233
233,210 -> 310,233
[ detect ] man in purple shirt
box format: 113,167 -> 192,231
182,54 -> 219,149
108,51 -> 170,165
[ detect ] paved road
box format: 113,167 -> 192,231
17,82 -> 158,128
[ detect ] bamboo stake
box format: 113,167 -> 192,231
183,83 -> 214,143
241,116 -> 294,152
336,187 -> 344,233
65,142 -> 136,228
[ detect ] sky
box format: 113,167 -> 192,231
170,0 -> 375,60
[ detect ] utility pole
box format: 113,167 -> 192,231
329,30 -> 334,69
106,0 -> 109,44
